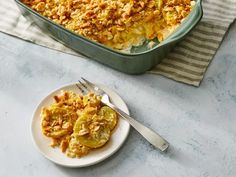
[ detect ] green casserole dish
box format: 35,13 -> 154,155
15,0 -> 203,74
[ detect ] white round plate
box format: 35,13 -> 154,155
31,83 -> 130,167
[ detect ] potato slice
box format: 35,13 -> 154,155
98,106 -> 118,131
49,129 -> 68,138
74,113 -> 111,148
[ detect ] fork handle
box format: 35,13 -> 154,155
105,102 -> 169,152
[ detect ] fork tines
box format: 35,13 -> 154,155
76,78 -> 95,95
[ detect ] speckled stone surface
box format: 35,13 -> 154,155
0,22 -> 236,177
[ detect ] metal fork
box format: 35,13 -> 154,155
76,78 -> 169,152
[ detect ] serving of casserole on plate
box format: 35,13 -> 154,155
15,0 -> 202,74
41,90 -> 119,158
31,83 -> 130,167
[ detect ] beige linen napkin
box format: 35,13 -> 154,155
0,0 -> 235,86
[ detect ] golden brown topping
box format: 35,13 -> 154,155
22,0 -> 194,50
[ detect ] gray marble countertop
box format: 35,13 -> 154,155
0,21 -> 236,177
